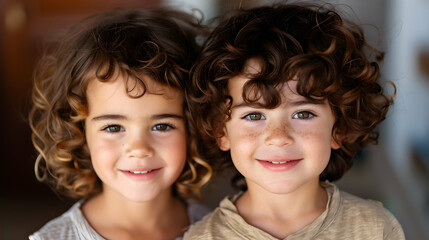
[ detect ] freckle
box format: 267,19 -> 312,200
240,129 -> 259,139
274,123 -> 291,135
297,129 -> 312,139
245,131 -> 259,139
262,123 -> 289,140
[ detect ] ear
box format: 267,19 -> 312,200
331,137 -> 340,150
331,131 -> 342,150
217,127 -> 231,151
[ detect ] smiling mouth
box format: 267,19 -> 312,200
128,170 -> 153,174
121,168 -> 161,180
257,159 -> 302,172
268,160 -> 291,164
266,159 -> 301,164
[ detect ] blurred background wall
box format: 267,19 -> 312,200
1,0 -> 428,239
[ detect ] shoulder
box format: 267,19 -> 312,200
184,194 -> 245,240
183,208 -> 225,240
327,186 -> 404,239
29,201 -> 82,240
339,190 -> 398,223
186,202 -> 212,224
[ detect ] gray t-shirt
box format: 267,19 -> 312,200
29,200 -> 210,240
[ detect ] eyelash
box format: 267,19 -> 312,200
101,123 -> 176,133
241,111 -> 316,121
102,124 -> 124,133
292,111 -> 316,120
151,123 -> 175,132
242,112 -> 266,121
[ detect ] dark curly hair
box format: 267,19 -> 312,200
29,8 -> 212,200
189,3 -> 394,191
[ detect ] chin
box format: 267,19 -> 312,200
259,181 -> 299,195
122,191 -> 161,203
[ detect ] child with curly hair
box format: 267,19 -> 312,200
184,3 -> 404,240
28,8 -> 211,240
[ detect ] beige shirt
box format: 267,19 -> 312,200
183,184 -> 405,240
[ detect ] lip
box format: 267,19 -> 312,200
120,168 -> 161,181
257,159 -> 302,172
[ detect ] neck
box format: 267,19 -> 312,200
82,187 -> 188,239
236,179 -> 327,238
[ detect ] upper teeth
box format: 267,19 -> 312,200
130,170 -> 152,174
270,161 -> 288,164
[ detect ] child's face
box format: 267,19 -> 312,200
85,75 -> 187,202
219,59 -> 340,194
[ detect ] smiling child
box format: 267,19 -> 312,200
184,3 -> 404,240
28,8 -> 211,240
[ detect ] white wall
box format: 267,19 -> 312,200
383,0 -> 429,239
162,0 -> 218,22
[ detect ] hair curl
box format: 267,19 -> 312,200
189,3 -> 394,191
29,8 -> 212,200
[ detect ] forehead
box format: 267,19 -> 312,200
85,74 -> 184,118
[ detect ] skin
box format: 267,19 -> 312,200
82,74 -> 188,240
219,58 -> 340,238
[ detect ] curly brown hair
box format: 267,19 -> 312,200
189,3 -> 394,191
29,8 -> 212,200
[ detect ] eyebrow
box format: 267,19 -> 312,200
151,113 -> 184,120
289,99 -> 325,106
92,114 -> 126,121
91,113 -> 184,121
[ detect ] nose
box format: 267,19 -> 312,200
125,133 -> 154,159
264,120 -> 294,147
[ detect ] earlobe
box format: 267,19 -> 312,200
217,128 -> 231,151
331,138 -> 340,150
331,134 -> 341,150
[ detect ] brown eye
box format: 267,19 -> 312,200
292,111 -> 314,119
104,125 -> 124,132
152,124 -> 172,131
244,113 -> 265,120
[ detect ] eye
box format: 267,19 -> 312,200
292,111 -> 314,119
103,125 -> 124,133
152,124 -> 173,131
244,113 -> 266,121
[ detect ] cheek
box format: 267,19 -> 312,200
299,128 -> 333,159
88,136 -> 121,166
229,120 -> 261,142
162,133 -> 187,163
228,124 -> 260,159
164,135 -> 187,180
